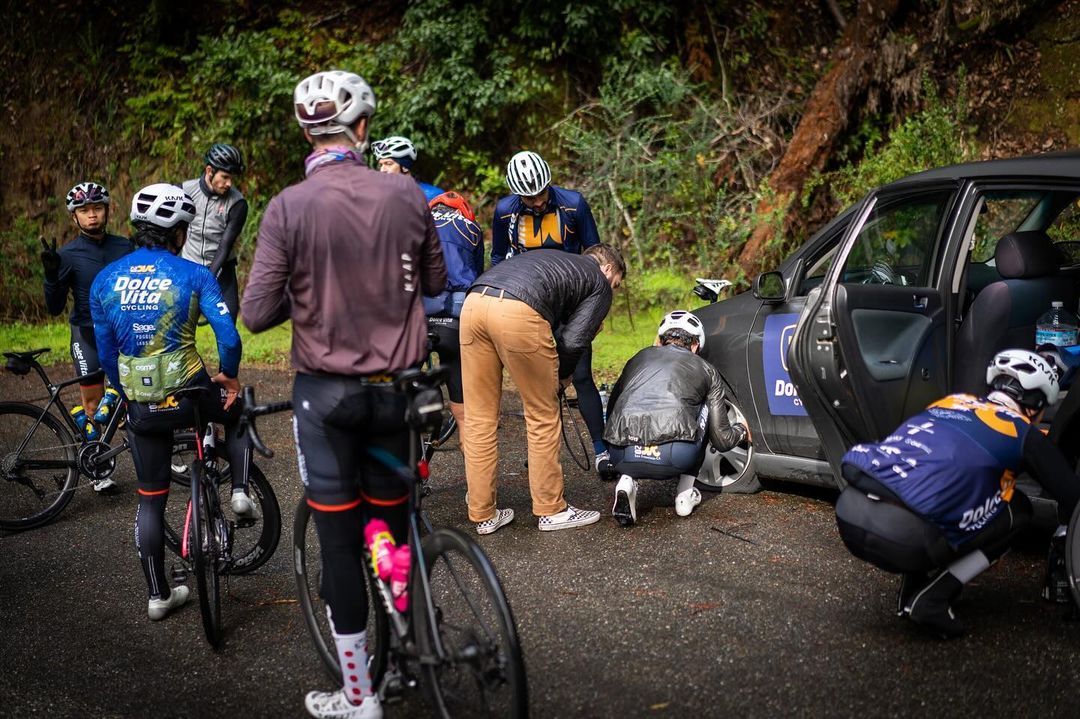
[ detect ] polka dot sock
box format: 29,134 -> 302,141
332,629 -> 372,705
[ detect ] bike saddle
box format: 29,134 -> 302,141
3,348 -> 49,375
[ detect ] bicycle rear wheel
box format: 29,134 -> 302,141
164,437 -> 281,574
0,402 -> 80,531
293,500 -> 389,685
415,527 -> 527,718
191,462 -> 223,648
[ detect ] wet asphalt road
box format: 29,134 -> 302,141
2,367 -> 1080,718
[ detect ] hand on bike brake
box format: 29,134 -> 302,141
559,376 -> 572,392
40,237 -> 61,280
212,371 -> 241,410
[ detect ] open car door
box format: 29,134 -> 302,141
788,182 -> 964,484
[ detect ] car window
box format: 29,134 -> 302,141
797,222 -> 850,295
1048,197 -> 1080,243
969,191 -> 1046,263
839,191 -> 953,288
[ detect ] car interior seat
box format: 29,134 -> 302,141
954,230 -> 1077,394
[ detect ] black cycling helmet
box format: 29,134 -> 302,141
204,143 -> 245,174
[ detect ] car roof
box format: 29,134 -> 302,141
887,150 -> 1080,187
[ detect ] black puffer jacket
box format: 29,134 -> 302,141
603,344 -> 746,450
470,249 -> 612,378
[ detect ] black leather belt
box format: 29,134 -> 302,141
470,286 -> 522,302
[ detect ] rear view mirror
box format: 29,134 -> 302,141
753,271 -> 786,303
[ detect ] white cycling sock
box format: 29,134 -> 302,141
676,474 -> 696,495
947,550 -> 991,585
327,607 -> 373,704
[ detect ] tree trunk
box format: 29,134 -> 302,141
737,0 -> 905,276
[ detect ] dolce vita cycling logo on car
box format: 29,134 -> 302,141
112,275 -> 173,311
762,313 -> 807,417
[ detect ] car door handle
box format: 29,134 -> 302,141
913,295 -> 928,310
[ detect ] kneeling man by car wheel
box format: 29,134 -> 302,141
603,310 -> 749,526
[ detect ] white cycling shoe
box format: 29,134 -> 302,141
612,475 -> 638,527
305,689 -> 382,718
674,486 -> 702,517
231,490 -> 260,519
148,585 -> 190,621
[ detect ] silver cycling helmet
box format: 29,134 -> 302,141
130,183 -> 196,229
371,136 -> 417,162
658,310 -> 706,349
66,182 -> 110,212
986,348 -> 1060,411
505,151 -> 551,197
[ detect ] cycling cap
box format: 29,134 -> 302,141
658,310 -> 705,349
506,151 -> 551,196
66,182 -> 110,212
130,183 -> 196,229
204,143 -> 245,174
987,348 -> 1059,411
372,136 -> 417,169
294,70 -> 376,135
429,191 -> 476,223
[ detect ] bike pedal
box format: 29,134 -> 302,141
170,565 -> 188,583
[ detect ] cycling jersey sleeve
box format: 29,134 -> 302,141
209,198 -> 248,276
705,369 -> 744,451
242,196 -> 292,332
1023,427 -> 1080,525
89,279 -> 121,393
197,266 -> 242,377
44,255 -> 72,316
557,283 -> 612,379
420,208 -> 448,296
490,211 -> 511,267
576,195 -> 600,251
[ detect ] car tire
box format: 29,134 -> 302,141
696,393 -> 759,494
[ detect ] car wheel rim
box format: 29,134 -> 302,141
701,401 -> 753,488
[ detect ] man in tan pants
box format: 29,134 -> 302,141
460,245 -> 625,534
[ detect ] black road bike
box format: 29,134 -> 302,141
0,349 -> 129,531
242,369 -> 528,717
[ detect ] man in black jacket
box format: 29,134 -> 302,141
460,245 -> 625,534
604,310 -> 748,526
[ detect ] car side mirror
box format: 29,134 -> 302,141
753,271 -> 786,303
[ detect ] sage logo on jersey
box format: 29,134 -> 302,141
132,323 -> 156,333
113,275 -> 173,310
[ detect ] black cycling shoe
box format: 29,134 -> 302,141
896,572 -> 929,617
906,571 -> 965,639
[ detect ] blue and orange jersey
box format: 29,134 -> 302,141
842,394 -> 1032,545
490,185 -> 599,265
90,246 -> 241,401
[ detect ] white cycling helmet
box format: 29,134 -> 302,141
506,151 -> 551,196
294,71 -> 376,140
372,136 -> 417,162
986,348 -> 1059,411
130,183 -> 196,229
66,182 -> 110,212
658,310 -> 706,350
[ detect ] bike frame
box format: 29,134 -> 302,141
10,362 -> 128,474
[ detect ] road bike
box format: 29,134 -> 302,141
241,368 -> 528,716
0,348 -> 129,531
421,327 -> 458,464
165,385 -> 280,648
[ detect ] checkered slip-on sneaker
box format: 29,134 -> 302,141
476,508 -> 515,536
538,504 -> 601,531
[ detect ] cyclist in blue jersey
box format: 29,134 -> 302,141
835,349 -> 1080,638
42,182 -> 134,489
90,183 -> 253,622
491,151 -> 610,474
371,136 -> 443,202
424,191 -> 485,439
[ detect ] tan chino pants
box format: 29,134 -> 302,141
460,291 -> 567,522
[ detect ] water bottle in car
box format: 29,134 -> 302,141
1035,301 -> 1079,348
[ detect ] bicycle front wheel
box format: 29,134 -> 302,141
1066,499 -> 1080,610
293,500 -> 389,685
415,527 -> 527,718
0,402 -> 79,531
191,462 -> 223,648
164,437 -> 281,574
